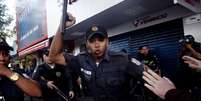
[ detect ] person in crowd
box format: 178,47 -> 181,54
137,45 -> 162,101
67,57 -> 81,101
137,45 -> 161,75
179,35 -> 201,60
48,13 -> 144,101
33,49 -> 74,101
177,35 -> 201,93
24,59 -> 36,78
0,37 -> 41,101
143,55 -> 201,101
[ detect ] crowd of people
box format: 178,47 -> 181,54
0,12 -> 201,101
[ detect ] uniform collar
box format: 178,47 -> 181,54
86,50 -> 110,62
46,63 -> 55,69
103,50 -> 110,62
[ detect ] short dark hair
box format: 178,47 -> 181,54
138,45 -> 149,50
0,37 -> 13,51
42,48 -> 50,56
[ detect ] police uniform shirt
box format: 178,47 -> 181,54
33,63 -> 73,100
65,51 -> 144,101
0,74 -> 24,101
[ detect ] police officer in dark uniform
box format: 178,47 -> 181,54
0,37 -> 42,101
33,49 -> 74,101
48,13 -> 144,101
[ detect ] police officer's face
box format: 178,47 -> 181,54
86,35 -> 108,58
0,50 -> 10,66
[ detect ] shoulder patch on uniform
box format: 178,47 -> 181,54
79,51 -> 88,56
81,68 -> 92,75
131,58 -> 141,66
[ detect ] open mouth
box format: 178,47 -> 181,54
95,50 -> 101,54
0,61 -> 6,65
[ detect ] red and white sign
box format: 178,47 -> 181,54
18,39 -> 49,56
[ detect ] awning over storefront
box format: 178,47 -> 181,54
18,39 -> 49,56
63,0 -> 200,40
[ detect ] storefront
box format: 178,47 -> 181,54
63,0 -> 200,80
110,19 -> 184,79
15,0 -> 201,79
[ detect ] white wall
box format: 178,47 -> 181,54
46,0 -> 124,38
68,0 -> 124,24
46,0 -> 62,38
183,13 -> 201,42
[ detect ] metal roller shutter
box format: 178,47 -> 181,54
130,19 -> 184,79
109,34 -> 130,52
109,19 -> 183,79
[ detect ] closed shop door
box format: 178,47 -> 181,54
130,19 -> 183,79
109,34 -> 130,53
109,19 -> 184,79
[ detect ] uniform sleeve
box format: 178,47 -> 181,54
32,65 -> 47,88
64,53 -> 80,75
126,57 -> 144,80
63,54 -> 81,93
63,53 -> 75,65
165,89 -> 201,101
64,69 -> 73,91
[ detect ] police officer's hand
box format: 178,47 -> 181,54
65,12 -> 76,28
47,81 -> 55,89
68,91 -> 74,99
183,56 -> 201,72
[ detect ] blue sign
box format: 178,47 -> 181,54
16,0 -> 47,51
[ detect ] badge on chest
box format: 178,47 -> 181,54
56,72 -> 61,77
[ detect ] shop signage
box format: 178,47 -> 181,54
133,13 -> 168,27
16,0 -> 48,51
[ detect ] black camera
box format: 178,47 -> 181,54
179,35 -> 195,44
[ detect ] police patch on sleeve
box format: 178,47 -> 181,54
131,58 -> 141,66
81,68 -> 92,75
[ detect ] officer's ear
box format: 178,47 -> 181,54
106,38 -> 109,47
9,55 -> 12,60
85,42 -> 91,53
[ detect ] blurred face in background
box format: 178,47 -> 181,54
140,46 -> 149,56
0,50 -> 10,67
43,55 -> 53,64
